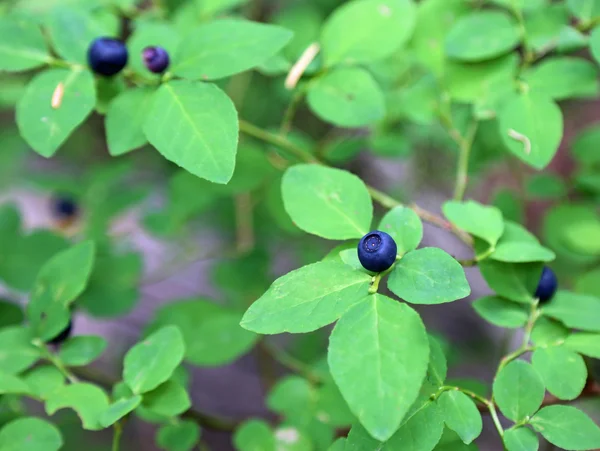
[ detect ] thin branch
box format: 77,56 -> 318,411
239,120 -> 474,245
453,120 -> 479,201
284,43 -> 320,90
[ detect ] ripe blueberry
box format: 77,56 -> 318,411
535,266 -> 558,303
88,37 -> 128,77
357,231 -> 397,273
46,320 -> 73,345
51,195 -> 79,220
142,46 -> 170,74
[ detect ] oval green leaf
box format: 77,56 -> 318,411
328,294 -> 429,442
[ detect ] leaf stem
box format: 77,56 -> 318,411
35,341 -> 79,384
453,119 -> 479,201
260,339 -> 323,384
280,89 -> 306,137
234,193 -> 255,254
239,120 -> 474,245
112,422 -> 123,451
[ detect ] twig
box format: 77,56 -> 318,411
234,193 -> 255,254
261,340 -> 324,384
112,422 -> 123,451
453,120 -> 479,201
284,43 -> 320,90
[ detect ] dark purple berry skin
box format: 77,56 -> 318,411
46,320 -> 73,345
142,46 -> 170,74
535,266 -> 558,304
88,37 -> 128,76
357,231 -> 398,273
51,195 -> 78,220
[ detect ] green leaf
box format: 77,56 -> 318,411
492,189 -> 524,224
22,366 -> 64,399
0,16 -> 50,71
234,420 -> 275,451
563,219 -> 600,256
531,405 -> 600,450
58,335 -> 106,366
526,174 -> 567,200
328,438 -> 346,451
567,0 -> 600,21
79,248 -> 143,318
172,19 -> 292,80
16,68 -> 96,157
106,87 -> 154,156
478,261 -> 542,304
565,333 -> 600,358
28,241 -> 95,340
142,380 -> 190,417
378,206 -> 423,256
493,360 -> 545,421
445,53 -> 519,116
157,420 -> 201,451
385,403 -> 444,450
267,376 -> 313,422
522,57 -> 598,101
542,291 -> 600,332
491,221 -> 555,263
196,0 -> 249,17
532,347 -> 587,400
46,7 -> 110,64
411,0 -> 470,76
438,391 -> 482,445
0,372 -> 32,396
445,11 -> 520,62
241,261 -> 371,334
320,0 -> 416,67
281,164 -> 373,240
0,301 -> 23,329
388,248 -> 470,305
151,299 -> 258,366
531,317 -> 569,347
0,417 -> 62,451
99,395 -> 142,427
272,3 -> 323,61
123,325 -> 185,395
497,91 -> 563,169
591,27 -> 600,66
315,380 -> 355,427
143,80 -> 238,184
328,294 -> 429,441
503,427 -> 539,451
307,67 -> 385,128
0,230 -> 69,292
45,383 -> 110,430
0,326 -> 40,374
472,296 -> 529,328
443,200 -> 504,246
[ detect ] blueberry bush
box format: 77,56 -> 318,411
1,0 -> 600,450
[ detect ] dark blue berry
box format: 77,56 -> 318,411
142,46 -> 170,74
357,231 -> 397,273
51,195 -> 79,220
46,320 -> 72,345
88,37 -> 128,76
535,266 -> 558,303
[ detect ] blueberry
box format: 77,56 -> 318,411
51,195 -> 79,220
46,320 -> 73,345
142,46 -> 170,74
88,37 -> 128,77
357,231 -> 397,273
535,266 -> 558,303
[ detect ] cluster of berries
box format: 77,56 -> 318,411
87,37 -> 170,76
